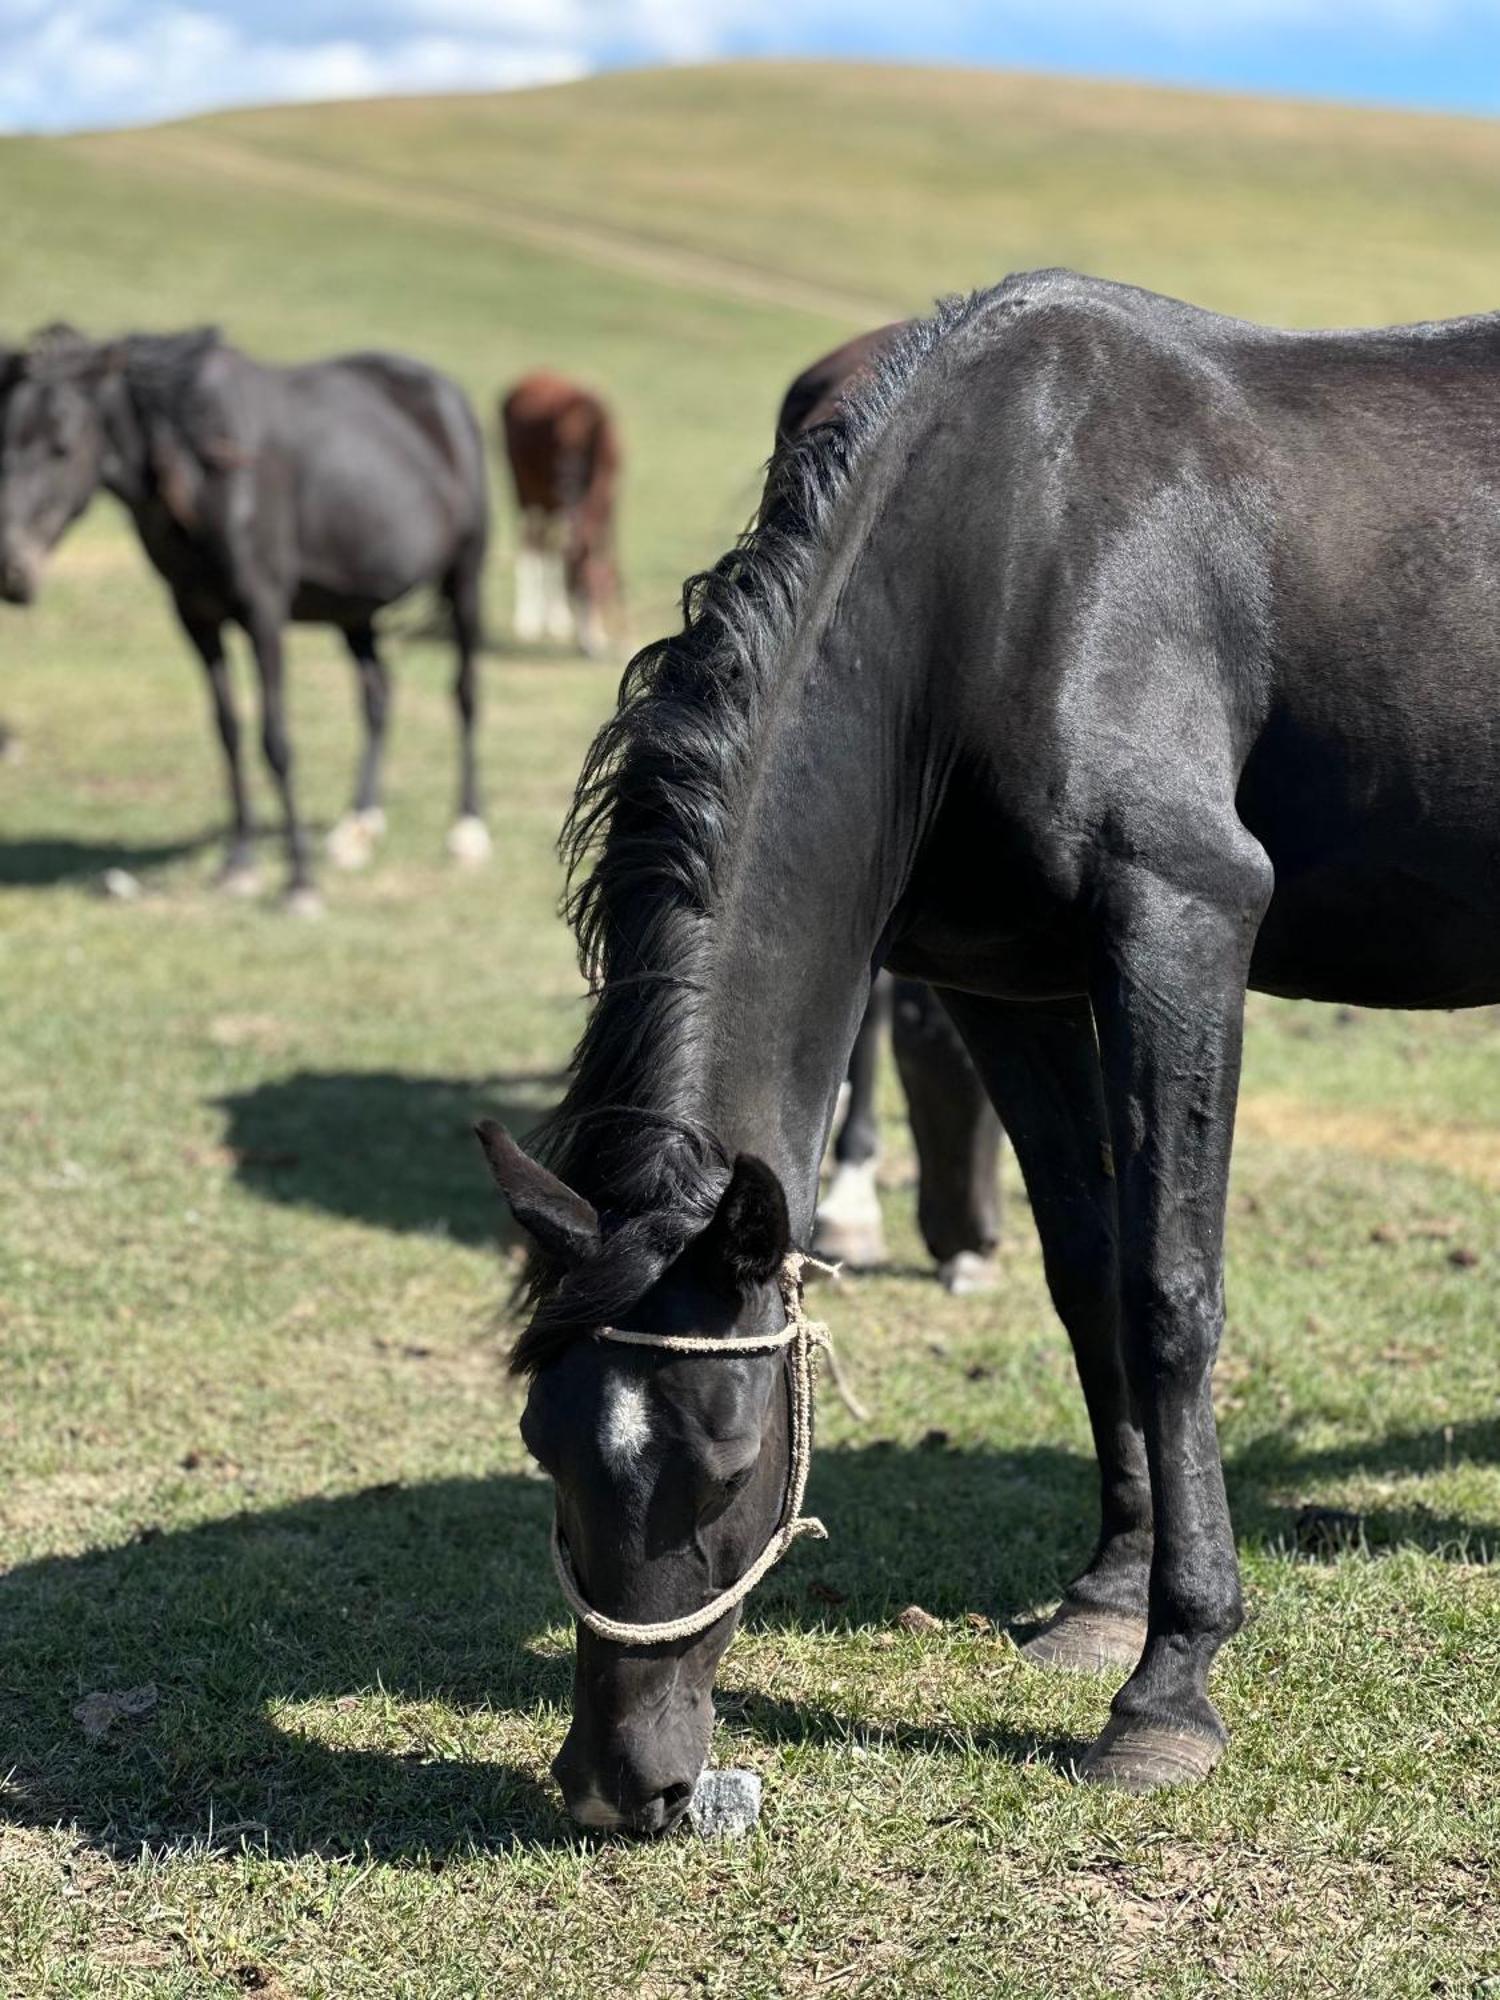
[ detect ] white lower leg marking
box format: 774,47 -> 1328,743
601,1375 -> 652,1469
818,1157 -> 881,1227
545,555 -> 575,642
515,544 -> 545,640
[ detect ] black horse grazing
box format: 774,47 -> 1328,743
479,273 -> 1500,1833
779,328 -> 1005,1289
0,326 -> 491,906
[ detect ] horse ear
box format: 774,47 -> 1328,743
474,1121 -> 601,1267
701,1155 -> 791,1289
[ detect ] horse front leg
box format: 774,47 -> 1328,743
1080,852 -> 1271,1789
246,609 -> 316,913
940,991 -> 1150,1673
444,539 -> 491,864
327,622 -> 390,871
180,607 -> 256,892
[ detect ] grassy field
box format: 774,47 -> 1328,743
0,60 -> 1497,1998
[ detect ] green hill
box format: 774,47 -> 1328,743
9,60 -> 1500,613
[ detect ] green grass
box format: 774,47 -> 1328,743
0,60 -> 1497,1998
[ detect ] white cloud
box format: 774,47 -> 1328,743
0,3 -> 589,132
0,0 -> 1495,133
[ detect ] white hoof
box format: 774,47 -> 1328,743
326,808 -> 386,871
217,864 -> 262,899
284,886 -> 325,920
938,1250 -> 999,1297
813,1159 -> 886,1269
446,815 -> 492,864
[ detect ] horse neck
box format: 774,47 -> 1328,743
94,373 -> 149,508
689,561 -> 935,1236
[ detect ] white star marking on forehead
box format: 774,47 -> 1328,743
600,1374 -> 652,1470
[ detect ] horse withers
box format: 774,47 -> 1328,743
500,372 -> 621,658
482,273 -> 1500,1832
779,326 -> 1005,1292
0,325 -> 491,906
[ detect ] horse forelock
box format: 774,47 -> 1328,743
509,285 -> 1015,1372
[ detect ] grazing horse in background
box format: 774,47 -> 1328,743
501,372 -> 621,658
780,326 -> 1004,1291
0,325 -> 491,907
479,272 -> 1500,1833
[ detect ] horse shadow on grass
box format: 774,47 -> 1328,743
214,1069 -> 565,1249
1,1419 -> 1493,1864
0,828 -> 220,888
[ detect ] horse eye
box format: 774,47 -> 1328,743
695,1459 -> 752,1525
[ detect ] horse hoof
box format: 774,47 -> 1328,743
446,815 -> 492,864
217,863 -> 262,898
937,1250 -> 999,1296
1077,1715 -> 1225,1793
810,1215 -> 887,1270
284,886 -> 325,920
1018,1606 -> 1147,1676
326,809 -> 385,870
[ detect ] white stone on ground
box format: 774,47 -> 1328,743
446,815 -> 493,864
96,868 -> 142,901
688,1768 -> 762,1838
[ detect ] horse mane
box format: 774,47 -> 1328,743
119,328 -> 223,446
511,288 -> 1008,1373
17,322 -> 97,381
121,328 -> 222,403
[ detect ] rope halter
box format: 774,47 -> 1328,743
549,1251 -> 838,1646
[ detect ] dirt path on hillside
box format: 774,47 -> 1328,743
63,130 -> 899,329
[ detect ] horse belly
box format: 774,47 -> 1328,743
1250,849 -> 1500,1008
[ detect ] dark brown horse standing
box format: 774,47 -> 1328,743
0,325 -> 492,904
482,272 -> 1500,1834
781,327 -> 1005,1291
501,372 -> 621,658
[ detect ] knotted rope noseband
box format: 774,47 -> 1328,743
550,1251 -> 840,1646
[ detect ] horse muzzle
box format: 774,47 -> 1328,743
551,1728 -> 701,1837
0,543 -> 42,605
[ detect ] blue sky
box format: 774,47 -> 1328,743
3,2 -> 1500,134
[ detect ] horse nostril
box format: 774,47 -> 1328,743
657,1779 -> 693,1825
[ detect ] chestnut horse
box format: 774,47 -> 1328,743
500,372 -> 621,658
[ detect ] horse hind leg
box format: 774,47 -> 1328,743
891,980 -> 1003,1295
813,975 -> 891,1269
